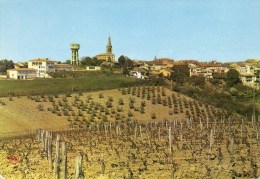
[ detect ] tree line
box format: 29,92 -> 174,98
0,59 -> 15,74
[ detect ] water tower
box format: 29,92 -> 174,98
70,43 -> 80,65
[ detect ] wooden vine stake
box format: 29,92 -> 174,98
44,131 -> 49,154
41,130 -> 45,151
169,127 -> 172,154
158,127 -> 161,143
62,142 -> 67,179
139,126 -> 143,142
209,129 -> 213,155
74,154 -> 84,179
134,125 -> 137,143
54,134 -> 60,179
146,128 -> 151,147
48,131 -> 53,171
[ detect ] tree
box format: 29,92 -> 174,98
188,75 -> 205,88
118,55 -> 133,68
118,55 -> 126,67
65,60 -> 71,64
125,57 -> 134,68
170,65 -> 190,85
80,56 -> 102,66
123,67 -> 129,75
0,59 -> 14,74
226,69 -> 240,87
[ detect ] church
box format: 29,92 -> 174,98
95,35 -> 115,64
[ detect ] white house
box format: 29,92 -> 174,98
28,58 -> 56,77
86,66 -> 101,71
130,70 -> 148,79
240,74 -> 257,86
7,68 -> 37,79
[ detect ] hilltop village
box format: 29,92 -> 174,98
0,35 -> 259,90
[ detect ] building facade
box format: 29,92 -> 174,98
86,66 -> 101,71
7,68 -> 37,79
49,64 -> 74,72
28,58 -> 56,77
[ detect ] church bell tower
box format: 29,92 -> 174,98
106,35 -> 112,53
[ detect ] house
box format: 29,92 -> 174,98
188,63 -> 229,79
160,68 -> 172,78
7,68 -> 37,79
139,62 -> 152,71
14,63 -> 25,69
28,58 -> 57,77
152,63 -> 167,71
86,66 -> 101,71
130,69 -> 149,79
49,64 -> 74,71
240,74 -> 257,86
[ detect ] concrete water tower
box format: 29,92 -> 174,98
70,43 -> 80,65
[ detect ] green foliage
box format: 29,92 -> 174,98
123,67 -> 129,75
226,69 -> 240,87
65,60 -> 71,64
81,56 -> 103,66
118,55 -> 126,67
0,59 -> 15,74
173,82 -> 259,117
48,70 -> 113,78
170,65 -> 190,85
150,76 -> 165,86
118,55 -> 133,68
0,76 -> 145,97
188,76 -> 205,88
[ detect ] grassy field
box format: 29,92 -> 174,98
0,76 -> 145,97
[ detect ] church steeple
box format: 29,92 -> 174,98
106,35 -> 112,53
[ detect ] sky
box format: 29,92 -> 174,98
0,0 -> 259,62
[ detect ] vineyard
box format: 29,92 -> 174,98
0,86 -> 259,178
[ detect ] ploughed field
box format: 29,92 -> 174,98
0,86 -> 259,178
